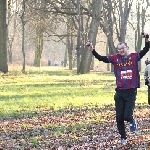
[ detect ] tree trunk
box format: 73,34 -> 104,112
21,0 -> 26,73
64,49 -> 67,67
90,56 -> 94,70
21,18 -> 25,73
135,2 -> 147,71
67,31 -> 73,70
106,40 -> 110,71
66,17 -> 73,70
76,0 -> 81,70
34,34 -> 43,67
68,41 -> 73,70
8,12 -> 17,64
77,0 -> 103,74
0,0 -> 8,73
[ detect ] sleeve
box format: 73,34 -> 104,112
92,49 -> 109,63
139,41 -> 149,59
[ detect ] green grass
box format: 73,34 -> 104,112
0,66 -> 148,119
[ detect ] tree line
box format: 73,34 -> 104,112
0,0 -> 150,74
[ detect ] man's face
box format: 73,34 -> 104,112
117,43 -> 129,57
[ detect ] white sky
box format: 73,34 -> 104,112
144,6 -> 150,33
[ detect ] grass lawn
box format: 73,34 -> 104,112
0,66 -> 149,149
0,66 -> 148,119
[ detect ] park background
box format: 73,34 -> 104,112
1,0 -> 150,74
0,0 -> 150,149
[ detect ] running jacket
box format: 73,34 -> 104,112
92,42 -> 149,90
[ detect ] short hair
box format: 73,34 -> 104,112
117,42 -> 127,47
116,42 -> 129,51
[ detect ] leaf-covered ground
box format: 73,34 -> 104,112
0,104 -> 150,150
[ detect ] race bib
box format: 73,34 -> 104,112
121,70 -> 132,79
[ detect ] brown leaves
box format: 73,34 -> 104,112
0,104 -> 150,149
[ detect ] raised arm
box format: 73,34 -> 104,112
139,32 -> 149,58
86,40 -> 109,63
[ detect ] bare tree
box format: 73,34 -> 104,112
92,0 -> 132,72
44,0 -> 91,70
134,0 -> 150,50
0,0 -> 8,73
133,0 -> 150,70
78,0 -> 104,74
99,0 -> 133,56
7,0 -> 18,64
8,0 -> 149,74
20,0 -> 26,73
28,1 -> 47,67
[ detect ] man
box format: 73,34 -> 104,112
86,32 -> 149,144
145,58 -> 149,66
144,63 -> 150,105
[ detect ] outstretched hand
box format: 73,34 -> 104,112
86,40 -> 94,51
142,30 -> 149,39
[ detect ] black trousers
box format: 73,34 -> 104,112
114,88 -> 137,139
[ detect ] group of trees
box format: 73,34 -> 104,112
0,0 -> 150,74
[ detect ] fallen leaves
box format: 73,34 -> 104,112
0,104 -> 150,149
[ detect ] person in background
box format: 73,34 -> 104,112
145,58 -> 149,66
144,63 -> 150,105
95,65 -> 98,71
48,60 -> 51,66
86,31 -> 149,145
61,61 -> 64,66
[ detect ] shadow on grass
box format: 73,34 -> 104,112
0,82 -> 114,102
23,70 -> 76,76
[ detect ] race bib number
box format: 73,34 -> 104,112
121,70 -> 132,79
